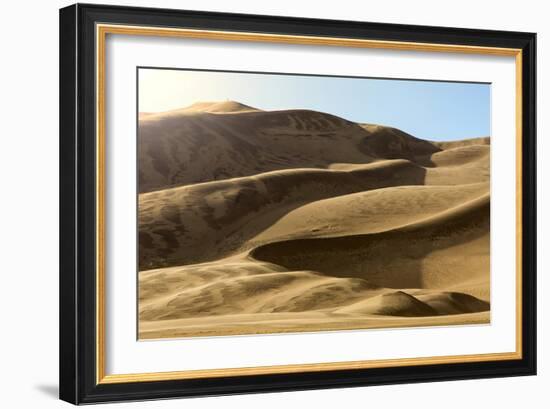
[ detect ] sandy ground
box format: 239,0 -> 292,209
137,101 -> 490,339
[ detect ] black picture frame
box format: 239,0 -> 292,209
60,3 -> 536,405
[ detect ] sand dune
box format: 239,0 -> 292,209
139,160 -> 435,269
138,106 -> 369,193
138,165 -> 489,270
359,124 -> 441,161
429,145 -> 489,167
139,310 -> 490,339
138,101 -> 491,339
251,194 -> 489,289
138,104 -> 488,193
435,136 -> 490,150
252,183 -> 489,242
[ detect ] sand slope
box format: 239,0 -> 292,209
138,101 -> 491,339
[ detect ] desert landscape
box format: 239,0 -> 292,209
137,100 -> 490,339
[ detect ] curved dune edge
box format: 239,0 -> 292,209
249,192 -> 489,285
252,183 -> 488,245
138,159 -> 430,269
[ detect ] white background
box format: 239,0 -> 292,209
0,0 -> 547,407
106,35 -> 517,375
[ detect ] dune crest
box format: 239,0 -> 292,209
181,100 -> 260,113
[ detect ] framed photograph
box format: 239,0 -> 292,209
59,3 -> 536,404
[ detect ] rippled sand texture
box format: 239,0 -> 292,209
138,101 -> 490,339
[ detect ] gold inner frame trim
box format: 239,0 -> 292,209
95,23 -> 523,385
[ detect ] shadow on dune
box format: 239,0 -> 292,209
138,161 -> 429,270
359,125 -> 439,167
250,194 -> 489,290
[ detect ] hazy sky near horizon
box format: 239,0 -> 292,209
138,68 -> 490,141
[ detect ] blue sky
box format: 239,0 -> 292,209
139,68 -> 490,141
